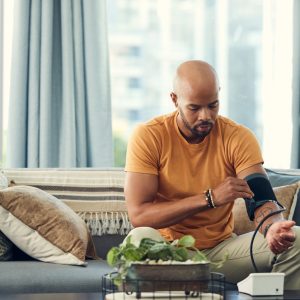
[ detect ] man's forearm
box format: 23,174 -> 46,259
127,193 -> 210,228
254,202 -> 284,236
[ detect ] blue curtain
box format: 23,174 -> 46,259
292,0 -> 300,168
7,0 -> 113,167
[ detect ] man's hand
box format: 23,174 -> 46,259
265,221 -> 296,254
212,177 -> 254,207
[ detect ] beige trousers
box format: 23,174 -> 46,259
126,226 -> 300,290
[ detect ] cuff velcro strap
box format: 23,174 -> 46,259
244,173 -> 281,221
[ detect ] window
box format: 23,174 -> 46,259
0,0 -> 14,167
0,1 -> 3,166
107,0 -> 294,168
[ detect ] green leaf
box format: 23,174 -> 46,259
123,247 -> 145,261
173,247 -> 188,261
147,243 -> 173,260
191,248 -> 208,262
107,247 -> 120,266
139,238 -> 159,250
210,252 -> 229,269
171,239 -> 178,246
178,235 -> 195,247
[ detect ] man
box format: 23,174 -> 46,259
124,60 -> 300,289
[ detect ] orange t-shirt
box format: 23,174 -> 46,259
125,111 -> 263,249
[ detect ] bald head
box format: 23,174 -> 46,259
173,60 -> 219,99
170,61 -> 220,143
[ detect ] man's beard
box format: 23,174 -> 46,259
178,107 -> 214,140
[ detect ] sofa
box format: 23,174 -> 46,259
0,168 -> 299,299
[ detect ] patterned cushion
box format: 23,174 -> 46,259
0,231 -> 13,261
3,169 -> 132,236
233,182 -> 300,235
0,185 -> 97,265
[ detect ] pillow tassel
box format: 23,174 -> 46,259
77,211 -> 133,236
120,212 -> 133,235
108,212 -> 118,234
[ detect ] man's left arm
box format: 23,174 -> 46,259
237,164 -> 296,254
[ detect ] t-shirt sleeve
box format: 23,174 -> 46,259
227,125 -> 264,175
125,124 -> 160,175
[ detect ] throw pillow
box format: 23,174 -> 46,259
0,231 -> 13,261
0,185 -> 97,265
233,182 -> 299,235
4,168 -> 132,236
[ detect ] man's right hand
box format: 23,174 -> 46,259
212,177 -> 254,207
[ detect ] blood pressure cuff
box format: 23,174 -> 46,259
244,173 -> 282,221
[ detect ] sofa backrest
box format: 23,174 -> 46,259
1,167 -> 300,258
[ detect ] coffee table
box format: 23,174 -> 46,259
104,290 -> 300,300
0,291 -> 300,300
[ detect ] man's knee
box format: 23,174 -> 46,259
123,227 -> 165,247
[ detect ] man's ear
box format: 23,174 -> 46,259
170,92 -> 178,107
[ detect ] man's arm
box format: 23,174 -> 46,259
237,163 -> 296,254
124,172 -> 209,228
125,171 -> 254,228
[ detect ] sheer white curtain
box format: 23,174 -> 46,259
291,0 -> 300,168
261,0 -> 294,168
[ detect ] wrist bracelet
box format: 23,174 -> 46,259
208,189 -> 216,208
263,223 -> 273,238
204,189 -> 216,208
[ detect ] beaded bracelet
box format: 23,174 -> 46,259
208,189 -> 216,208
204,189 -> 216,208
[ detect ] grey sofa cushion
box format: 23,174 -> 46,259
0,260 -> 113,293
92,234 -> 125,259
265,168 -> 300,187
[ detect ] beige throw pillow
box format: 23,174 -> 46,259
0,185 -> 96,265
233,182 -> 299,235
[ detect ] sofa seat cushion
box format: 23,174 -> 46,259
0,259 -> 113,293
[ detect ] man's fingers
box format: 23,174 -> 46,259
279,232 -> 296,243
277,238 -> 294,248
269,243 -> 282,254
269,240 -> 289,254
240,192 -> 255,199
280,220 -> 296,229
